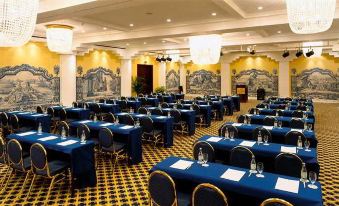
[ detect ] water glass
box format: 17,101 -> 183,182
202,153 -> 209,167
304,140 -> 311,152
229,131 -> 235,141
307,123 -> 313,131
256,162 -> 264,178
308,171 -> 318,189
263,135 -> 269,145
278,121 -> 282,128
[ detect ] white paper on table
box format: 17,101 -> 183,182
290,129 -> 303,133
100,123 -> 113,127
17,131 -> 36,136
281,146 -> 297,154
78,120 -> 92,124
120,125 -> 134,129
135,114 -> 145,118
38,136 -> 59,141
263,126 -> 274,130
157,116 -> 167,119
170,160 -> 194,170
232,123 -> 243,127
275,177 -> 299,194
57,140 -> 78,146
72,108 -> 82,111
181,109 -> 189,112
11,111 -> 20,113
247,114 -> 253,117
18,112 -> 30,115
206,137 -> 222,142
31,114 -> 44,117
220,168 -> 246,182
239,141 -> 256,147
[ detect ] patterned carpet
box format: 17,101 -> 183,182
0,100 -> 338,206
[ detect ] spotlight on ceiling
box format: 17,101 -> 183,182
249,49 -> 256,55
282,50 -> 290,58
166,55 -> 172,62
295,49 -> 303,57
306,49 -> 314,57
156,55 -> 162,62
161,55 -> 167,62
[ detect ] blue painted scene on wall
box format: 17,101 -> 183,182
166,69 -> 180,93
76,67 -> 121,101
0,64 -> 60,111
186,69 -> 221,95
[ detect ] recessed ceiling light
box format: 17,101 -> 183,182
81,30 -> 85,33
277,30 -> 282,34
166,18 -> 172,23
143,42 -> 147,45
211,12 -> 217,16
126,43 -> 130,46
246,33 -> 250,36
129,23 -> 134,27
162,40 -> 166,43
103,27 -> 107,30
257,6 -> 263,10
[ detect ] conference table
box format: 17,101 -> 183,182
257,108 -> 315,119
157,95 -> 174,103
114,112 -> 173,147
116,100 -> 142,112
198,135 -> 319,175
271,101 -> 313,106
69,120 -> 142,164
197,101 -> 224,120
51,106 -> 91,120
147,107 -> 196,135
6,111 -> 51,132
246,114 -> 315,129
151,156 -> 323,206
220,98 -> 235,115
86,102 -> 120,114
223,122 -> 317,148
175,94 -> 185,100
260,104 -> 314,111
168,103 -> 212,127
7,131 -> 96,190
138,97 -> 159,107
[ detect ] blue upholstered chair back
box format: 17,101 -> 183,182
7,139 -> 22,165
102,112 -> 115,123
263,116 -> 276,126
152,108 -> 163,116
59,108 -> 67,121
192,141 -> 215,162
137,107 -> 148,115
36,106 -> 44,114
192,183 -> 228,206
284,131 -> 306,146
77,123 -> 91,139
0,112 -> 8,127
99,128 -> 114,148
47,107 -> 54,117
237,115 -> 245,123
260,198 -> 293,206
275,153 -> 303,178
72,102 -> 78,107
161,102 -> 169,108
119,100 -> 128,110
9,115 -> 19,130
230,146 -> 254,169
119,114 -> 135,126
292,110 -> 304,118
290,119 -> 305,129
0,138 -> 5,163
57,121 -> 70,136
140,117 -> 154,134
253,127 -> 272,142
30,143 -> 47,170
219,124 -> 238,138
176,104 -> 183,109
149,171 -> 176,206
170,109 -> 181,123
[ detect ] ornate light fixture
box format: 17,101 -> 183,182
46,24 -> 74,54
189,34 -> 221,64
0,0 -> 39,47
303,42 -> 323,57
286,0 -> 336,34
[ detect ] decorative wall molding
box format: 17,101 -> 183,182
76,67 -> 121,101
186,69 -> 221,95
0,64 -> 60,111
166,69 -> 180,92
291,68 -> 339,100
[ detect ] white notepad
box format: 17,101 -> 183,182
72,108 -> 82,111
156,116 -> 167,119
57,140 -> 78,146
18,112 -> 30,115
263,126 -> 274,130
232,123 -> 243,127
180,109 -> 189,112
38,136 -> 58,141
239,141 -> 256,147
135,114 -> 145,117
17,131 -> 36,136
100,123 -> 113,127
78,120 -> 91,124
170,160 -> 194,170
290,129 -> 303,133
275,177 -> 299,194
31,114 -> 44,117
220,168 -> 246,182
281,146 -> 297,154
120,125 -> 133,129
206,137 -> 222,142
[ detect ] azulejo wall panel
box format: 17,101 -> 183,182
76,67 -> 121,101
166,69 -> 180,93
291,68 -> 339,100
186,69 -> 221,95
0,64 -> 60,111
232,68 -> 278,97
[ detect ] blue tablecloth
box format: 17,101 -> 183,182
7,111 -> 51,132
146,98 -> 160,107
196,101 -> 224,121
116,100 -> 142,112
69,120 -> 142,164
257,108 -> 314,119
225,122 -> 317,148
115,113 -> 173,147
51,106 -> 90,120
147,107 -> 196,135
221,98 -> 235,115
175,94 -> 185,100
231,96 -> 241,111
261,104 -> 314,111
87,102 -> 120,114
247,114 -> 314,129
168,103 -> 212,127
7,131 -> 96,189
199,135 -> 319,175
151,156 -> 323,206
158,95 -> 174,103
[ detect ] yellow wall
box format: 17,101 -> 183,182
230,56 -> 279,74
77,50 -> 121,74
166,62 -> 180,73
185,62 -> 220,74
0,41 -> 60,74
289,54 -> 339,74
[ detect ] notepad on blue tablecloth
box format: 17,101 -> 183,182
263,126 -> 273,130
120,125 -> 133,129
57,140 -> 78,146
239,141 -> 255,147
220,168 -> 246,182
17,131 -> 36,136
207,137 -> 222,142
38,136 -> 58,141
232,123 -> 243,127
100,123 -> 113,127
291,129 -> 303,133
31,114 -> 44,117
281,146 -> 297,154
275,177 -> 299,194
78,120 -> 91,124
156,116 -> 167,119
170,160 -> 194,170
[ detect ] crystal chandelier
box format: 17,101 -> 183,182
189,34 -> 222,64
46,24 -> 74,54
286,0 -> 336,34
303,42 -> 323,57
0,0 -> 39,47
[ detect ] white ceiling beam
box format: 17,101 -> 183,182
256,30 -> 270,38
211,0 -> 246,18
72,17 -> 128,32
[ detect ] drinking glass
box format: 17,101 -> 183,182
256,162 -> 264,178
308,171 -> 318,189
229,131 -> 235,141
202,153 -> 209,167
263,135 -> 269,145
304,140 -> 311,152
278,121 -> 282,128
307,123 -> 313,131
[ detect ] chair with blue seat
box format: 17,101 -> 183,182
161,102 -> 169,108
139,116 -> 162,147
138,107 -> 148,115
237,115 -> 246,123
263,116 -> 276,126
119,114 -> 135,126
77,123 -> 92,143
229,146 -> 254,169
36,106 -> 44,114
284,131 -> 307,147
101,112 -> 115,123
72,102 -> 78,108
192,141 -> 215,162
176,103 -> 184,109
27,143 -> 70,201
252,127 -> 272,142
148,170 -> 190,206
192,104 -> 205,127
55,121 -> 70,137
119,100 -> 129,112
292,110 -> 304,118
170,109 -> 188,135
152,108 -> 163,116
275,153 -> 303,178
98,127 -> 127,167
0,137 -> 10,188
260,198 -> 293,206
290,118 -> 305,129
192,183 -> 228,206
0,112 -> 10,137
218,124 -> 238,138
9,114 -> 32,133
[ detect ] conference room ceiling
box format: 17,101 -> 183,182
34,0 -> 339,55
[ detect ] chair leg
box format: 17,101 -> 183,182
1,168 -> 13,193
45,176 -> 56,203
0,167 -> 11,188
26,174 -> 36,201
20,171 -> 31,195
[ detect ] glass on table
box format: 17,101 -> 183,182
229,131 -> 235,141
256,162 -> 264,178
278,120 -> 282,128
304,140 -> 311,152
202,153 -> 209,167
263,135 -> 269,145
307,123 -> 313,131
308,171 -> 318,189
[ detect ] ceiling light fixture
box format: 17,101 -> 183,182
295,49 -> 303,57
257,6 -> 263,10
129,23 -> 134,27
156,55 -> 162,62
286,0 -> 336,34
277,30 -> 282,34
103,27 -> 107,30
189,34 -> 222,64
161,55 -> 167,62
282,49 -> 290,58
143,42 -> 147,45
46,24 -> 74,54
0,0 -> 39,47
303,41 -> 323,57
211,12 -> 217,16
166,18 -> 172,23
246,33 -> 250,37
305,49 -> 315,57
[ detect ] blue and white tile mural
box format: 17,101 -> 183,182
76,67 -> 121,101
232,69 -> 278,97
0,64 -> 60,111
186,69 -> 221,95
291,68 -> 339,100
166,69 -> 180,93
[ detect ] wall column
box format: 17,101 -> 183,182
221,61 -> 232,96
60,54 -> 76,106
179,63 -> 186,93
278,61 -> 291,97
158,62 -> 166,88
121,58 -> 132,97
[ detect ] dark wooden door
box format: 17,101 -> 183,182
137,64 -> 153,94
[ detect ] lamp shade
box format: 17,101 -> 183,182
0,0 -> 39,47
286,0 -> 336,34
46,24 -> 74,54
303,42 -> 323,57
189,34 -> 222,64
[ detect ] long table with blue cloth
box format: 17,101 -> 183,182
261,104 -> 314,111
115,112 -> 173,147
199,135 -> 319,175
116,100 -> 142,112
7,131 -> 96,189
147,107 -> 196,135
246,114 -> 315,129
51,106 -> 90,120
181,100 -> 224,120
168,103 -> 211,127
151,156 -> 323,206
257,108 -> 315,119
6,111 -> 51,132
271,101 -> 313,106
138,97 -> 159,107
225,122 -> 318,148
157,95 -> 174,103
69,120 -> 142,164
86,102 -> 120,114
